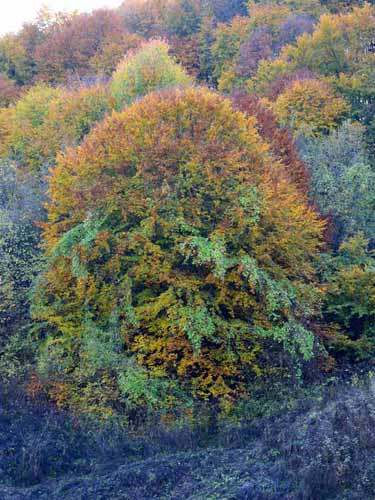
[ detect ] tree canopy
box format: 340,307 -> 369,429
33,87 -> 324,413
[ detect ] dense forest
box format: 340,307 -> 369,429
0,1 -> 374,498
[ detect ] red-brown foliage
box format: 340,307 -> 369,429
34,10 -> 130,84
231,90 -> 309,193
264,68 -> 317,100
0,73 -> 19,107
236,27 -> 273,79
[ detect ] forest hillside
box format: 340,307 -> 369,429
0,1 -> 374,499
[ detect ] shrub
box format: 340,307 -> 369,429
301,121 -> 375,246
322,233 -> 375,358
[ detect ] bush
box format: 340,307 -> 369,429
322,233 -> 375,359
0,162 -> 43,380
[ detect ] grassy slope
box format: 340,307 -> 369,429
2,377 -> 375,499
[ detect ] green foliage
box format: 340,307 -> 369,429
52,216 -> 106,279
180,234 -> 234,281
255,321 -> 315,376
175,304 -> 216,354
322,233 -> 375,357
1,84 -> 62,172
110,39 -> 192,110
0,31 -> 38,86
40,85 -> 112,159
211,16 -> 251,82
2,84 -> 112,177
118,361 -> 183,412
301,121 -> 375,246
0,162 -> 43,381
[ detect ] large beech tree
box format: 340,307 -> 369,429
34,88 -> 324,413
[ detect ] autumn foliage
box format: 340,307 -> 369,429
271,79 -> 350,136
231,90 -> 309,192
0,0 -> 374,424
110,39 -> 192,110
32,88 -> 324,412
0,84 -> 112,175
34,9 -> 135,84
0,73 -> 19,108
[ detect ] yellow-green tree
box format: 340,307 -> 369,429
1,84 -> 62,173
110,39 -> 193,110
272,78 -> 349,136
1,84 -> 113,176
211,16 -> 251,82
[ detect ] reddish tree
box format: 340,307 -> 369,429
264,68 -> 317,100
231,90 -> 309,193
236,27 -> 273,79
168,33 -> 201,77
34,9 -> 128,84
0,73 -> 19,107
277,13 -> 316,50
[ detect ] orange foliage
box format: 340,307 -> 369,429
35,88 -> 324,410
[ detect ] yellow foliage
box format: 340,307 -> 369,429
273,78 -> 350,136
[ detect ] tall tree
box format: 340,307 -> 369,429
33,88 -> 324,414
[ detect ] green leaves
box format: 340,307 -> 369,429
180,234 -> 233,280
255,320 -> 315,362
301,121 -> 375,246
52,216 -> 106,279
175,304 -> 216,354
323,233 -> 375,350
110,40 -> 192,110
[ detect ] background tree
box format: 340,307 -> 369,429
38,85 -> 113,168
301,121 -> 375,246
1,83 -> 114,178
1,84 -> 62,175
272,78 -> 349,136
0,74 -> 19,108
0,10 -> 73,87
231,90 -> 309,192
88,32 -> 144,77
110,39 -> 192,110
249,4 -> 375,144
208,0 -> 248,22
235,26 -> 273,79
34,9 -> 128,84
211,16 -> 251,83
